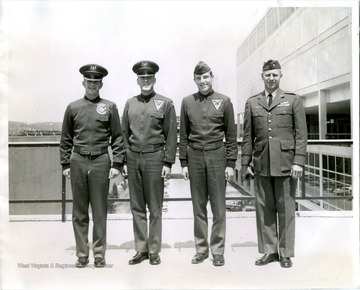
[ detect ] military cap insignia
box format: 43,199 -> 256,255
90,65 -> 97,71
211,99 -> 223,110
141,61 -> 148,67
154,99 -> 165,111
96,103 -> 108,115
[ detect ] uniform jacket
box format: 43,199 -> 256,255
60,96 -> 124,170
241,89 -> 307,176
122,92 -> 177,166
179,90 -> 238,168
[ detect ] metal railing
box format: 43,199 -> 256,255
8,139 -> 353,222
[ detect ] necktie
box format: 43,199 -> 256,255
268,93 -> 273,106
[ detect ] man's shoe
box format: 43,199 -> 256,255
255,253 -> 279,266
149,253 -> 161,265
280,257 -> 293,268
94,257 -> 106,268
191,252 -> 209,264
212,254 -> 225,266
128,252 -> 149,265
75,257 -> 89,268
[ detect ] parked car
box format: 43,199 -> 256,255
242,205 -> 256,212
333,186 -> 352,196
226,200 -> 244,212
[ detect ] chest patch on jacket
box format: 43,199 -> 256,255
154,99 -> 165,111
211,99 -> 223,110
278,101 -> 290,107
96,103 -> 108,115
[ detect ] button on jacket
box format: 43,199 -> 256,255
122,92 -> 177,165
179,90 -> 238,168
241,89 -> 307,176
60,96 -> 124,170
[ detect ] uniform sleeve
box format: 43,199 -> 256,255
241,100 -> 254,166
292,95 -> 307,166
109,103 -> 125,170
59,104 -> 74,170
163,100 -> 177,166
179,98 -> 189,167
224,99 -> 238,168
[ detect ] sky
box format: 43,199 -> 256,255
1,0 -> 270,123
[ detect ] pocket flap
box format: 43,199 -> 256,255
97,116 -> 109,122
151,112 -> 164,119
280,140 -> 295,150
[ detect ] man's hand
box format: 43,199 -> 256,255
63,168 -> 71,179
109,168 -> 120,179
182,166 -> 189,180
225,167 -> 234,180
240,165 -> 254,181
121,165 -> 128,177
290,164 -> 303,179
161,166 -> 171,178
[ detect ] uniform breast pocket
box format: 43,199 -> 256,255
96,115 -> 109,127
276,107 -> 293,128
209,112 -> 224,123
151,111 -> 164,126
252,109 -> 264,129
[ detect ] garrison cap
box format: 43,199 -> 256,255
79,64 -> 108,80
132,60 -> 159,75
262,59 -> 281,71
194,61 -> 212,75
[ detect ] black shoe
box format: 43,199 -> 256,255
128,252 -> 149,265
149,253 -> 161,265
280,256 -> 293,268
191,252 -> 209,264
94,257 -> 106,268
255,253 -> 279,266
75,257 -> 89,268
212,254 -> 225,266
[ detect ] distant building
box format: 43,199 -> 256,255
235,7 -> 353,211
236,7 -> 352,139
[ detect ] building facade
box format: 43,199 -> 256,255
235,7 -> 353,211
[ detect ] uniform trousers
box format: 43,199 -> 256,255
126,149 -> 165,254
254,175 -> 297,257
187,146 -> 227,255
70,152 -> 111,259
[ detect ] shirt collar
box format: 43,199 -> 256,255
265,89 -> 278,98
198,89 -> 214,98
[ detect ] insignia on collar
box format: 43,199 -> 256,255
211,99 -> 223,110
154,99 -> 165,111
96,103 -> 107,115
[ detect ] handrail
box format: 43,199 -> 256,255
8,139 -> 353,222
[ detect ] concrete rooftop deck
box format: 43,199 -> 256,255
1,211 -> 359,290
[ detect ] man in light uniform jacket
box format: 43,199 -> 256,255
241,59 -> 307,268
179,61 -> 238,266
122,60 -> 177,266
60,64 -> 124,268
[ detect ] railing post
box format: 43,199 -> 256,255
61,174 -> 66,222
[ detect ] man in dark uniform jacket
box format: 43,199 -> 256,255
60,64 -> 124,268
122,60 -> 177,266
241,59 -> 307,268
179,61 -> 238,266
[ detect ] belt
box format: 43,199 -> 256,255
188,140 -> 224,151
73,146 -> 109,156
129,144 -> 163,153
